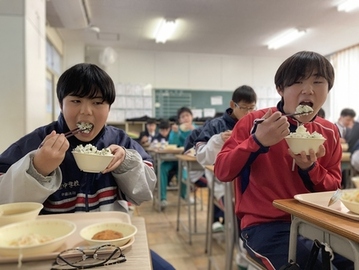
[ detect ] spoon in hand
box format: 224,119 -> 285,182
254,111 -> 313,124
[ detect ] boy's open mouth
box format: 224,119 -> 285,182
77,122 -> 94,133
295,103 -> 314,116
299,101 -> 313,108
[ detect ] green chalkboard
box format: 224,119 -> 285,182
154,89 -> 232,119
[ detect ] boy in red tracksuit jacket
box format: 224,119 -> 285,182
214,51 -> 353,270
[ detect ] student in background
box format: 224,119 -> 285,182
138,118 -> 157,146
335,108 -> 356,142
214,51 -> 353,269
159,107 -> 196,209
153,119 -> 171,142
347,120 -> 359,154
351,140 -> 359,173
195,85 -> 257,232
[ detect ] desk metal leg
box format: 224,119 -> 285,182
205,169 -> 214,254
157,154 -> 162,212
224,182 -> 234,270
176,159 -> 183,232
288,217 -> 299,263
185,161 -> 193,244
176,160 -> 193,244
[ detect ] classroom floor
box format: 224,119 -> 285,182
133,188 -> 237,270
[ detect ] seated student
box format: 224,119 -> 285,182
335,108 -> 356,143
138,118 -> 157,146
182,126 -> 208,199
195,85 -> 257,232
347,120 -> 359,154
153,119 -> 176,185
214,51 -> 353,269
153,119 -> 171,142
159,107 -> 196,209
351,140 -> 359,173
0,63 -> 174,270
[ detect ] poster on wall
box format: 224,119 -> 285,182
211,96 -> 223,105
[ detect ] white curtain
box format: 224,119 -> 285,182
328,46 -> 359,122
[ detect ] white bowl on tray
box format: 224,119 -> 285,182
0,219 -> 76,257
285,137 -> 326,155
72,151 -> 114,173
0,202 -> 43,227
80,222 -> 137,247
340,189 -> 359,214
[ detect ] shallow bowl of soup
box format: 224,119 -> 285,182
0,202 -> 43,227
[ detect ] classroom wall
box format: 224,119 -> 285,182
0,0 -> 46,152
84,46 -> 284,106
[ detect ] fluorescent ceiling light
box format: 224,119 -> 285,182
155,19 -> 177,43
267,29 -> 306,50
337,0 -> 359,12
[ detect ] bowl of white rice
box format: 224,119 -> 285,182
72,144 -> 114,173
285,125 -> 326,155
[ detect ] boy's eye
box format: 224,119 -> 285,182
93,100 -> 105,105
71,100 -> 81,103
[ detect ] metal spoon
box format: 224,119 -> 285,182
253,111 -> 312,124
328,189 -> 342,206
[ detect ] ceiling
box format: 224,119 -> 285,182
46,0 -> 359,58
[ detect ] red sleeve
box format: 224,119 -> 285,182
214,110 -> 266,181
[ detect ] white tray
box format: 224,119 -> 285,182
0,211 -> 135,264
294,190 -> 359,221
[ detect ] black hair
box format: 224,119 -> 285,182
275,51 -> 335,91
177,107 -> 192,120
146,118 -> 157,124
56,63 -> 116,106
232,85 -> 257,104
340,108 -> 356,118
158,119 -> 170,129
318,108 -> 326,118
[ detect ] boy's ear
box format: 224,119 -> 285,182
229,100 -> 236,109
276,87 -> 284,97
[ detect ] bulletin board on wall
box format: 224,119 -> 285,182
154,89 -> 233,119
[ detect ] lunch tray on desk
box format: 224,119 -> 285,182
294,190 -> 359,221
0,211 -> 135,264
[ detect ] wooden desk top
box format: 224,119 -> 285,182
175,154 -> 197,161
342,143 -> 349,152
273,199 -> 359,243
147,147 -> 184,154
342,152 -> 351,162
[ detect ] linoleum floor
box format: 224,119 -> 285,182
133,188 -> 235,270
